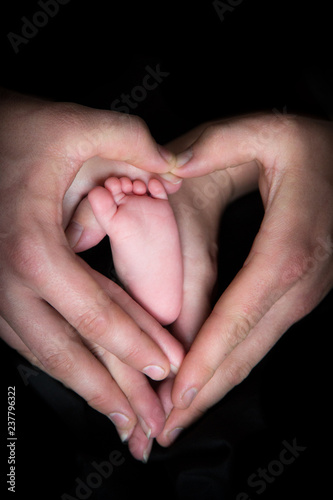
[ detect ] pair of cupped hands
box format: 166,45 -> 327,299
1,89 -> 333,462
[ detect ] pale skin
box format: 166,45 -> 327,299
69,173 -> 185,460
2,88 -> 333,462
157,113 -> 333,448
70,123 -> 259,460
87,176 -> 183,326
74,115 -> 333,459
0,89 -> 185,449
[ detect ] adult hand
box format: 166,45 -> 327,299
157,113 -> 333,445
65,157 -> 186,459
65,124 -> 252,460
0,89 -> 183,440
124,168 -> 228,461
127,126 -> 258,457
64,122 -> 259,459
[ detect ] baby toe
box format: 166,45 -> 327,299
105,177 -> 126,204
119,177 -> 133,194
132,179 -> 147,195
105,176 -> 121,193
148,178 -> 168,200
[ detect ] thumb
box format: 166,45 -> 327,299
68,107 -> 175,174
171,205 -> 305,409
65,196 -> 106,252
171,114 -> 288,178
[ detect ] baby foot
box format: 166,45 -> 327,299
88,177 -> 183,325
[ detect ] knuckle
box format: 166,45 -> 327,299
120,341 -> 142,366
75,308 -> 111,343
126,113 -> 146,131
6,233 -> 48,286
224,359 -> 253,388
198,359 -> 217,382
87,391 -> 115,414
221,314 -> 251,351
116,112 -> 147,138
127,115 -> 151,152
41,349 -> 77,378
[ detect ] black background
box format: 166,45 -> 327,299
0,1 -> 332,499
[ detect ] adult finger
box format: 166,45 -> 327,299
170,114 -> 289,179
167,114 -> 315,407
4,230 -> 175,380
66,196 -> 106,252
94,350 -> 166,439
60,105 -> 175,184
170,192 -> 320,409
128,423 -> 153,463
1,292 -> 178,443
0,316 -> 42,366
157,272 -> 332,447
1,291 -> 138,438
66,189 -> 185,357
84,262 -> 185,373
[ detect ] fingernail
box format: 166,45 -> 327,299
159,172 -> 183,184
143,365 -> 166,380
173,148 -> 193,170
181,387 -> 198,407
138,416 -> 152,439
170,364 -> 179,375
167,427 -> 184,444
109,412 -> 130,427
109,413 -> 132,443
157,144 -> 175,165
66,221 -> 83,248
118,430 -> 131,443
142,439 -> 153,464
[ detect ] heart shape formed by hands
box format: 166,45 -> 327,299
1,91 -> 333,463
